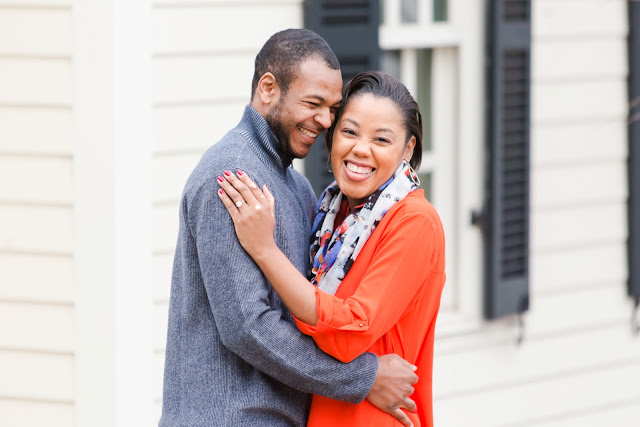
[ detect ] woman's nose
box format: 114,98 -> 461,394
351,138 -> 370,157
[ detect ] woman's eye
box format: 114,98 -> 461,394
376,138 -> 390,144
342,129 -> 356,136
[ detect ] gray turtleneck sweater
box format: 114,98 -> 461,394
159,106 -> 378,426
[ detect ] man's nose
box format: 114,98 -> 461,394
315,107 -> 332,129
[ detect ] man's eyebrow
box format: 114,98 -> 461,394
306,94 -> 326,102
306,95 -> 342,107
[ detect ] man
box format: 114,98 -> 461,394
160,29 -> 417,426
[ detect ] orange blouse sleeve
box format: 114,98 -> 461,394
294,209 -> 442,363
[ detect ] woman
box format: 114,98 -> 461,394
217,71 -> 445,426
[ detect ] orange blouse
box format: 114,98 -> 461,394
295,190 -> 446,427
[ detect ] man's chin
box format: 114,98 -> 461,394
293,146 -> 313,159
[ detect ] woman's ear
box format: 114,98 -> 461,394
256,72 -> 280,106
404,135 -> 416,163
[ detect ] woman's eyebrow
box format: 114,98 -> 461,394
376,128 -> 396,135
342,118 -> 360,127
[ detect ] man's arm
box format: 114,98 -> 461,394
188,177 -> 376,402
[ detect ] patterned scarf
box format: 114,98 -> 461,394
309,161 -> 418,295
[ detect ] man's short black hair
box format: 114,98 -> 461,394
251,29 -> 340,99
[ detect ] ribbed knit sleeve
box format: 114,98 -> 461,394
186,176 -> 378,403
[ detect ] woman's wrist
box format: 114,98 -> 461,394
250,240 -> 279,265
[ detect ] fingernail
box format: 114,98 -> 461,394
223,170 -> 231,177
237,170 -> 244,176
218,189 -> 224,195
217,176 -> 224,183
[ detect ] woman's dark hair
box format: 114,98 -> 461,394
251,29 -> 340,99
326,71 -> 423,170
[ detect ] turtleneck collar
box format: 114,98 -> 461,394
235,105 -> 292,174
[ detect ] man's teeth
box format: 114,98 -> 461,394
346,162 -> 373,174
298,126 -> 318,138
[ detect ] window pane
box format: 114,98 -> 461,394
401,0 -> 418,23
417,49 -> 432,152
417,170 -> 432,201
382,49 -> 432,152
434,0 -> 448,22
381,50 -> 401,80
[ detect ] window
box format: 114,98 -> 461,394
379,0 -> 484,328
304,0 -> 491,331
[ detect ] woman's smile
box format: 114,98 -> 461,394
343,160 -> 375,181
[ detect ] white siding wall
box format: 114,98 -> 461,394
0,1 -> 75,426
150,0 -> 303,422
432,0 -> 640,425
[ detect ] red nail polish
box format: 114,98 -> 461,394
218,189 -> 224,195
237,170 -> 244,176
217,176 -> 224,183
223,170 -> 231,177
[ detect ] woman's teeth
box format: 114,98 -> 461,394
346,162 -> 373,174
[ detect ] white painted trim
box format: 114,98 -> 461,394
430,0 -> 487,336
449,0 -> 485,324
419,0 -> 433,25
400,49 -> 418,96
383,0 -> 401,27
380,25 -> 459,50
431,46 -> 459,312
380,0 -> 459,49
74,1 -> 154,426
114,1 -> 153,426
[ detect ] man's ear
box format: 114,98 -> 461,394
256,72 -> 280,106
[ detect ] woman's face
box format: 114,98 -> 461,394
331,93 -> 416,208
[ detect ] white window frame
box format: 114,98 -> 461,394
380,0 -> 486,334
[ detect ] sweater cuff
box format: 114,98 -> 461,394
350,352 -> 379,403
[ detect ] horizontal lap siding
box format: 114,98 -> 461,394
0,4 -> 74,425
434,0 -> 636,425
0,399 -> 73,427
435,360 -> 640,426
0,108 -> 72,155
150,1 -> 303,421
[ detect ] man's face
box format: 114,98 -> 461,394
266,58 -> 343,160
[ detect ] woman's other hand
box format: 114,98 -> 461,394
217,170 -> 277,259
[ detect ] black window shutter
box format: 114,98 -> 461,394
629,1 -> 640,300
476,0 -> 531,319
303,0 -> 380,196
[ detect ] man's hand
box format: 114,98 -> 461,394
367,354 -> 418,427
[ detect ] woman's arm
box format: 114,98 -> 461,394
218,171 -> 444,363
217,170 -> 319,324
296,210 -> 444,362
